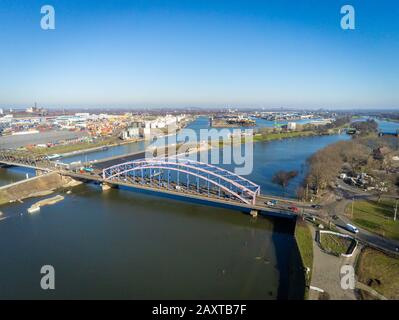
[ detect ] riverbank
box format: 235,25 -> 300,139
294,219 -> 313,299
58,137 -> 143,158
0,172 -> 81,205
216,130 -> 338,148
223,129 -> 346,147
253,130 -> 319,142
31,136 -> 121,156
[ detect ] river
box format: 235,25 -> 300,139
0,116 -> 353,299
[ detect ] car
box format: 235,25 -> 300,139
288,206 -> 300,213
305,216 -> 316,223
332,215 -> 339,220
265,200 -> 277,206
311,204 -> 322,209
345,223 -> 359,234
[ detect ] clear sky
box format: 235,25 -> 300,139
0,0 -> 398,109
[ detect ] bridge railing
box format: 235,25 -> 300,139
0,149 -> 57,170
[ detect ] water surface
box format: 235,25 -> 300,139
0,184 -> 298,299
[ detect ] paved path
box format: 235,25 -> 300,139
309,226 -> 358,300
356,281 -> 387,300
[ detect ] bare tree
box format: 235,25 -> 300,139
272,170 -> 298,195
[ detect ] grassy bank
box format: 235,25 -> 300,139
356,247 -> 399,299
319,233 -> 353,256
294,219 -> 314,298
346,199 -> 399,241
30,137 -> 121,156
253,130 -> 318,142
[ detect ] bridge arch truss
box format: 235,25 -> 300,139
102,158 -> 260,205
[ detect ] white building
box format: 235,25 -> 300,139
142,127 -> 151,138
75,113 -> 90,119
129,127 -> 140,137
287,122 -> 297,130
121,127 -> 140,140
0,114 -> 13,124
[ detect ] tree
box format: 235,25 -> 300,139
296,185 -> 310,202
339,141 -> 370,174
351,119 -> 378,135
272,170 -> 298,195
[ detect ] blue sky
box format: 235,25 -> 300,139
0,0 -> 398,109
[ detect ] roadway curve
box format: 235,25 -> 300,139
323,179 -> 399,254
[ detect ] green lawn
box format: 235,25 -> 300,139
347,199 -> 399,241
253,130 -> 316,142
215,130 -> 323,147
356,247 -> 399,300
319,233 -> 354,256
295,220 -> 313,280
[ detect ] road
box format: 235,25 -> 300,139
322,179 -> 399,254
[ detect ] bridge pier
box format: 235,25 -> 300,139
250,209 -> 258,218
101,183 -> 112,191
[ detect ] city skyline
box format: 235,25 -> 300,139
0,0 -> 398,109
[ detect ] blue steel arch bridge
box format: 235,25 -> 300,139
0,149 -> 303,217
102,157 -> 260,206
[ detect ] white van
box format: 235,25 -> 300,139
346,224 -> 359,234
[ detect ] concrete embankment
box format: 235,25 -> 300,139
0,172 -> 81,205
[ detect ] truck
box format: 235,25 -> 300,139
80,167 -> 94,174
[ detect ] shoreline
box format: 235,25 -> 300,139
243,130 -> 345,145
